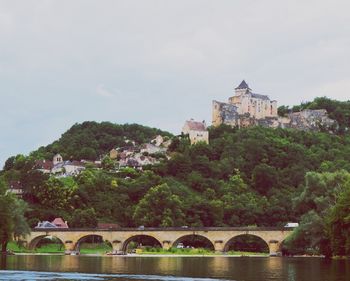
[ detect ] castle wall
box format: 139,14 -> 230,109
188,130 -> 209,144
212,100 -> 240,127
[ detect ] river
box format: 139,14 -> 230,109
0,255 -> 349,281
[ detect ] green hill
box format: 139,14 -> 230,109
30,121 -> 173,161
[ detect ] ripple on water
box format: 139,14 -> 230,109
0,271 -> 233,281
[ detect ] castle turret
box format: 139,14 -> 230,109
234,80 -> 251,96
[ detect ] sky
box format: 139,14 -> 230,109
0,0 -> 350,167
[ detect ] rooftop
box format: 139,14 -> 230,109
185,120 -> 207,131
235,80 -> 251,90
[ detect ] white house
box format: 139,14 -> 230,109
182,119 -> 209,145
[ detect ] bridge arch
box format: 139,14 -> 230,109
75,234 -> 112,252
121,234 -> 162,252
172,234 -> 215,250
224,234 -> 270,254
29,234 -> 65,251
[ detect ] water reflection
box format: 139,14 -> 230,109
0,255 -> 349,281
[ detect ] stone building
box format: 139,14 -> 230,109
212,80 -> 336,132
213,80 -> 277,127
53,153 -> 63,166
182,119 -> 209,145
109,149 -> 118,160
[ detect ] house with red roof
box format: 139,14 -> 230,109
35,217 -> 69,229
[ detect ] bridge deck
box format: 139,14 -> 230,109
32,226 -> 293,232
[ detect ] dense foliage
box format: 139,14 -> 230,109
27,121 -> 173,161
0,178 -> 29,253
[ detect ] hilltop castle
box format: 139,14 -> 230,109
212,80 -> 279,127
213,80 -> 336,131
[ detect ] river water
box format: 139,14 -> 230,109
0,255 -> 349,281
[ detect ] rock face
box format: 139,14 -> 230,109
280,109 -> 337,132
213,81 -> 337,132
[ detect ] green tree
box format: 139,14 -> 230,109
285,171 -> 350,255
133,183 -> 185,227
326,181 -> 350,256
101,156 -> 116,170
69,208 -> 98,228
0,179 -> 29,253
251,163 -> 278,195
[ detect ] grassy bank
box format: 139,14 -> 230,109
79,243 -> 112,255
134,247 -> 268,256
7,242 -> 111,254
7,242 -> 64,253
7,242 -> 268,256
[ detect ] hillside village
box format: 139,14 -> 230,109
32,135 -> 172,178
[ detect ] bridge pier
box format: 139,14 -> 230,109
64,240 -> 77,253
268,240 -> 281,256
112,240 -> 123,252
214,240 -> 224,252
162,240 -> 171,250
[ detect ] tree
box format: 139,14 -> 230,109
69,208 -> 98,228
277,105 -> 290,117
0,178 -> 29,253
252,164 -> 278,194
327,181 -> 350,256
133,183 -> 185,227
3,156 -> 15,171
219,174 -> 267,226
285,171 -> 350,256
101,156 -> 116,171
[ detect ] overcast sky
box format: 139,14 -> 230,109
0,0 -> 349,166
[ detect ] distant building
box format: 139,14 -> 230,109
212,80 -> 277,127
34,159 -> 53,173
35,217 -> 69,229
140,143 -> 166,154
151,135 -> 164,147
51,160 -> 85,176
34,154 -> 86,177
182,119 -> 209,145
109,149 -> 118,159
53,154 -> 63,166
212,80 -> 336,131
51,218 -> 69,228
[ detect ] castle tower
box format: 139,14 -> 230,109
229,80 -> 252,115
234,80 -> 251,96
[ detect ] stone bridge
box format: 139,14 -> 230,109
24,227 -> 293,255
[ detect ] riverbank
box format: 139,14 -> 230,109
7,242 -> 269,256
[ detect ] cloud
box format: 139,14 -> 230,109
96,84 -> 114,98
